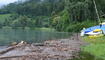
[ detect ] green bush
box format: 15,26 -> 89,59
66,20 -> 97,32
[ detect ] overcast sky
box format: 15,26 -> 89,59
0,0 -> 18,7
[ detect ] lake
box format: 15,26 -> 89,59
0,29 -> 71,45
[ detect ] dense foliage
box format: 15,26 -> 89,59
0,0 -> 105,31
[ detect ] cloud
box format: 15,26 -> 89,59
0,0 -> 18,5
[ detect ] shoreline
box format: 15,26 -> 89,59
0,38 -> 85,60
0,34 -> 85,60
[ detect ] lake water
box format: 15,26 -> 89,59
0,29 -> 71,45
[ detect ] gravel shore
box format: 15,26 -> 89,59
0,34 -> 85,60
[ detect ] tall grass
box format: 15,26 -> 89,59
83,36 -> 105,44
82,44 -> 105,59
82,36 -> 105,60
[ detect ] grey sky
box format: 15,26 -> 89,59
0,0 -> 18,7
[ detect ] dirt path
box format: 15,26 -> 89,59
0,34 -> 85,60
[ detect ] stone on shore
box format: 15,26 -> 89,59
0,39 -> 84,60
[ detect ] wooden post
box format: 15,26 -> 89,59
93,0 -> 101,24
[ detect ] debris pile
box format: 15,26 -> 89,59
0,39 -> 84,60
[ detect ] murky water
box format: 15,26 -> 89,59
0,29 -> 71,45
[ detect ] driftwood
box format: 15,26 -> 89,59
0,46 -> 16,54
0,38 -> 85,60
0,41 -> 26,54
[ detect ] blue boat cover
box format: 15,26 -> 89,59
84,25 -> 105,33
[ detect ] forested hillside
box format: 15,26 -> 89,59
0,0 -> 105,32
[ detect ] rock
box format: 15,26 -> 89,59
32,43 -> 44,46
11,42 -> 17,46
0,38 -> 84,60
17,41 -> 27,46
